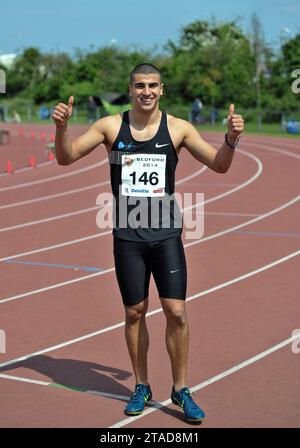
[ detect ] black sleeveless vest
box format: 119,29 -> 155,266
109,110 -> 182,241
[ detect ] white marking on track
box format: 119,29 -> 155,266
244,140 -> 300,160
1,192 -> 298,304
0,206 -> 100,232
0,232 -> 110,262
0,166 -> 207,210
0,372 -> 140,403
109,332 -> 300,428
0,248 -> 298,367
2,332 -> 300,410
0,159 -> 108,192
0,150 -> 258,232
0,181 -> 110,210
0,137 -> 298,426
0,268 -> 115,304
184,195 -> 300,248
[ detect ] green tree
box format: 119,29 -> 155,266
163,20 -> 255,109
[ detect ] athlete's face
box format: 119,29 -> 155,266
129,73 -> 163,111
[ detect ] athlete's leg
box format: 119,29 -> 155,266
124,298 -> 150,385
150,237 -> 188,390
160,298 -> 189,391
113,237 -> 151,386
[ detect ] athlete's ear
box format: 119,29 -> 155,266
160,83 -> 164,96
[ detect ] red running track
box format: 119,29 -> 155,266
0,124 -> 299,428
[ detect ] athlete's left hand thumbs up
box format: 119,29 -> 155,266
227,103 -> 244,138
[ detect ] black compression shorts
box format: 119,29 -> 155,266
113,236 -> 187,306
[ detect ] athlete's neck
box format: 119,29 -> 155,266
129,106 -> 161,129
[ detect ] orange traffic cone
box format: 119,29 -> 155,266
31,131 -> 36,139
48,151 -> 55,161
6,160 -> 13,174
29,155 -> 37,168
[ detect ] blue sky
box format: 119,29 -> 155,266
1,0 -> 300,55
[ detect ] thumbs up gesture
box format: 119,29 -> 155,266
52,96 -> 74,128
227,104 -> 244,140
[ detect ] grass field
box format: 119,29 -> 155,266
197,122 -> 300,138
1,101 -> 299,138
6,117 -> 298,138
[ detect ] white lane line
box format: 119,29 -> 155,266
183,149 -> 262,211
0,211 -> 259,262
0,373 -> 50,386
0,140 -> 297,412
0,167 -> 207,211
0,140 -> 284,260
0,372 -> 139,403
0,248 -> 298,368
1,333 -> 299,421
0,181 -> 110,211
184,194 -> 300,248
0,232 -> 109,262
0,267 -> 115,304
0,166 -> 206,229
109,332 -> 300,428
245,141 -> 300,160
204,211 -> 260,217
0,209 -> 260,262
1,191 -> 298,304
208,137 -> 300,163
176,166 -> 207,183
0,158 -> 108,192
0,152 -> 261,300
0,206 -> 100,232
0,150 -> 259,232
0,161 -> 54,177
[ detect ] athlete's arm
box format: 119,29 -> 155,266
53,96 -> 106,165
180,104 -> 244,173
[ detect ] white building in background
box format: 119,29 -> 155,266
0,54 -> 17,68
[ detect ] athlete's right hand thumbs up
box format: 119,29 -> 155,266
52,96 -> 74,128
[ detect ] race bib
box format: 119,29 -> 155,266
121,154 -> 166,197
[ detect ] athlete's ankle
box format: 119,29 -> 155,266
173,383 -> 188,392
135,379 -> 149,386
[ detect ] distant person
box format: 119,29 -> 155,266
0,106 -> 5,122
12,110 -> 21,123
210,108 -> 218,125
39,105 -> 50,120
191,97 -> 203,125
87,96 -> 97,123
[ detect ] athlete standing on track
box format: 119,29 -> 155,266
52,63 -> 244,423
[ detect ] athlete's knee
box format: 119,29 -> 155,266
162,300 -> 187,326
125,299 -> 148,324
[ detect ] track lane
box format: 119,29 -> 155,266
1,132 -> 293,424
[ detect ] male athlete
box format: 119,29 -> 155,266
53,63 -> 244,422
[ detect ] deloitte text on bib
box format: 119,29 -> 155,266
121,154 -> 166,197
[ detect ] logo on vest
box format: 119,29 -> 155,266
118,141 -> 136,150
155,143 -> 170,148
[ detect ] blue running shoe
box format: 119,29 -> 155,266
124,383 -> 152,415
171,386 -> 206,422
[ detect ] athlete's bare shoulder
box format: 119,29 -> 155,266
166,113 -> 192,149
94,113 -> 122,131
167,114 -> 191,133
93,113 -> 123,146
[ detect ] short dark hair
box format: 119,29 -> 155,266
130,63 -> 161,85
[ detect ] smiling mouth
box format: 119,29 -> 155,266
140,98 -> 154,103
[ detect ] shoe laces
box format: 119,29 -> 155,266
131,384 -> 148,402
180,388 -> 199,412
